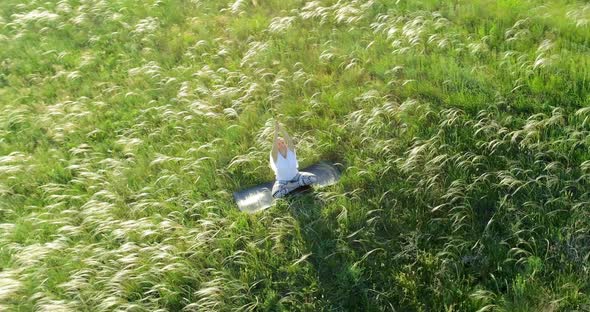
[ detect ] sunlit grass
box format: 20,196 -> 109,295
1,0 -> 589,310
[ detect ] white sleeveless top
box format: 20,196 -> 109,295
270,149 -> 299,181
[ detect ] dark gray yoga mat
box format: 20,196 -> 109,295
233,161 -> 342,213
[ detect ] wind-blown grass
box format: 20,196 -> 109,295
1,0 -> 589,311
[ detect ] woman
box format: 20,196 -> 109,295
270,120 -> 317,198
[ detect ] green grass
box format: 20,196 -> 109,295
1,0 -> 590,311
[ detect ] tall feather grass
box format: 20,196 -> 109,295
0,0 -> 589,310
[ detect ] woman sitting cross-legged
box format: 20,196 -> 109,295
270,120 -> 317,198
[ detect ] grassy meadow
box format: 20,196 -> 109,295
1,0 -> 590,310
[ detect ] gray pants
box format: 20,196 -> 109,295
272,172 -> 317,198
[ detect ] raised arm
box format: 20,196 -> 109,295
270,120 -> 279,162
277,122 -> 295,152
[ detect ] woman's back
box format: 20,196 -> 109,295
270,149 -> 298,181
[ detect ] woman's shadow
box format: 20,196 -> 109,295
285,188 -> 373,311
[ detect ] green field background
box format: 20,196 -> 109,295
1,0 -> 589,311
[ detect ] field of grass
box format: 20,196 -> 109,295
1,0 -> 589,310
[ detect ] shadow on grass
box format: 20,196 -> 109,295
285,193 -> 374,312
